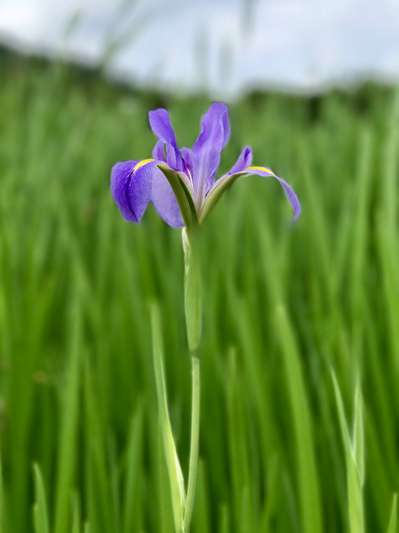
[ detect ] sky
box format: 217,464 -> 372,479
1,0 -> 399,98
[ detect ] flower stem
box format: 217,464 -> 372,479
183,354 -> 200,532
150,227 -> 203,533
181,227 -> 202,532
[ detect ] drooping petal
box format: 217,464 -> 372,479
201,164 -> 301,222
151,165 -> 184,228
129,159 -> 185,227
191,102 -> 231,194
110,160 -> 152,223
111,159 -> 186,227
245,166 -> 301,219
227,146 -> 253,174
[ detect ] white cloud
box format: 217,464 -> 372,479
0,0 -> 398,98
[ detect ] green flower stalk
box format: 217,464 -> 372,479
182,227 -> 202,532
110,102 -> 300,532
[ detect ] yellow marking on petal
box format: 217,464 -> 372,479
133,158 -> 154,173
247,165 -> 273,174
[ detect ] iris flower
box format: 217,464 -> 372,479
110,102 -> 301,533
111,102 -> 301,228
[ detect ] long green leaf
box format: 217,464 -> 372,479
150,304 -> 185,532
387,494 -> 398,533
332,373 -> 365,533
0,458 -> 6,533
276,304 -> 323,533
32,464 -> 50,533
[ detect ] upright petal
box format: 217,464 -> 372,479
148,108 -> 177,146
191,103 -> 231,194
227,146 -> 253,174
148,108 -> 183,171
180,147 -> 194,178
152,140 -> 166,161
110,160 -> 152,223
193,103 -> 230,153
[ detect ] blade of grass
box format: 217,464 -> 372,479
275,304 -> 323,533
150,304 -> 185,532
71,496 -> 81,533
123,407 -> 144,533
332,372 -> 365,533
387,494 -> 397,533
0,458 -> 6,533
32,464 -> 50,533
54,268 -> 83,533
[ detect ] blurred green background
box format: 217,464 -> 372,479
0,51 -> 399,533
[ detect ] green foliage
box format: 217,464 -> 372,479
387,494 -> 397,533
151,304 -> 185,532
33,464 -> 50,533
331,375 -> 365,533
0,59 -> 398,532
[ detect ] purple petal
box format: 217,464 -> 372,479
151,166 -> 184,228
193,103 -> 230,153
165,143 -> 182,170
110,160 -> 151,223
191,102 -> 231,193
227,146 -> 253,174
276,177 -> 301,220
180,147 -> 194,177
242,166 -> 301,220
148,108 -> 177,146
152,140 -> 166,161
202,164 -> 301,222
148,108 -> 183,171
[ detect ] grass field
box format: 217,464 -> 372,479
0,55 -> 399,533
